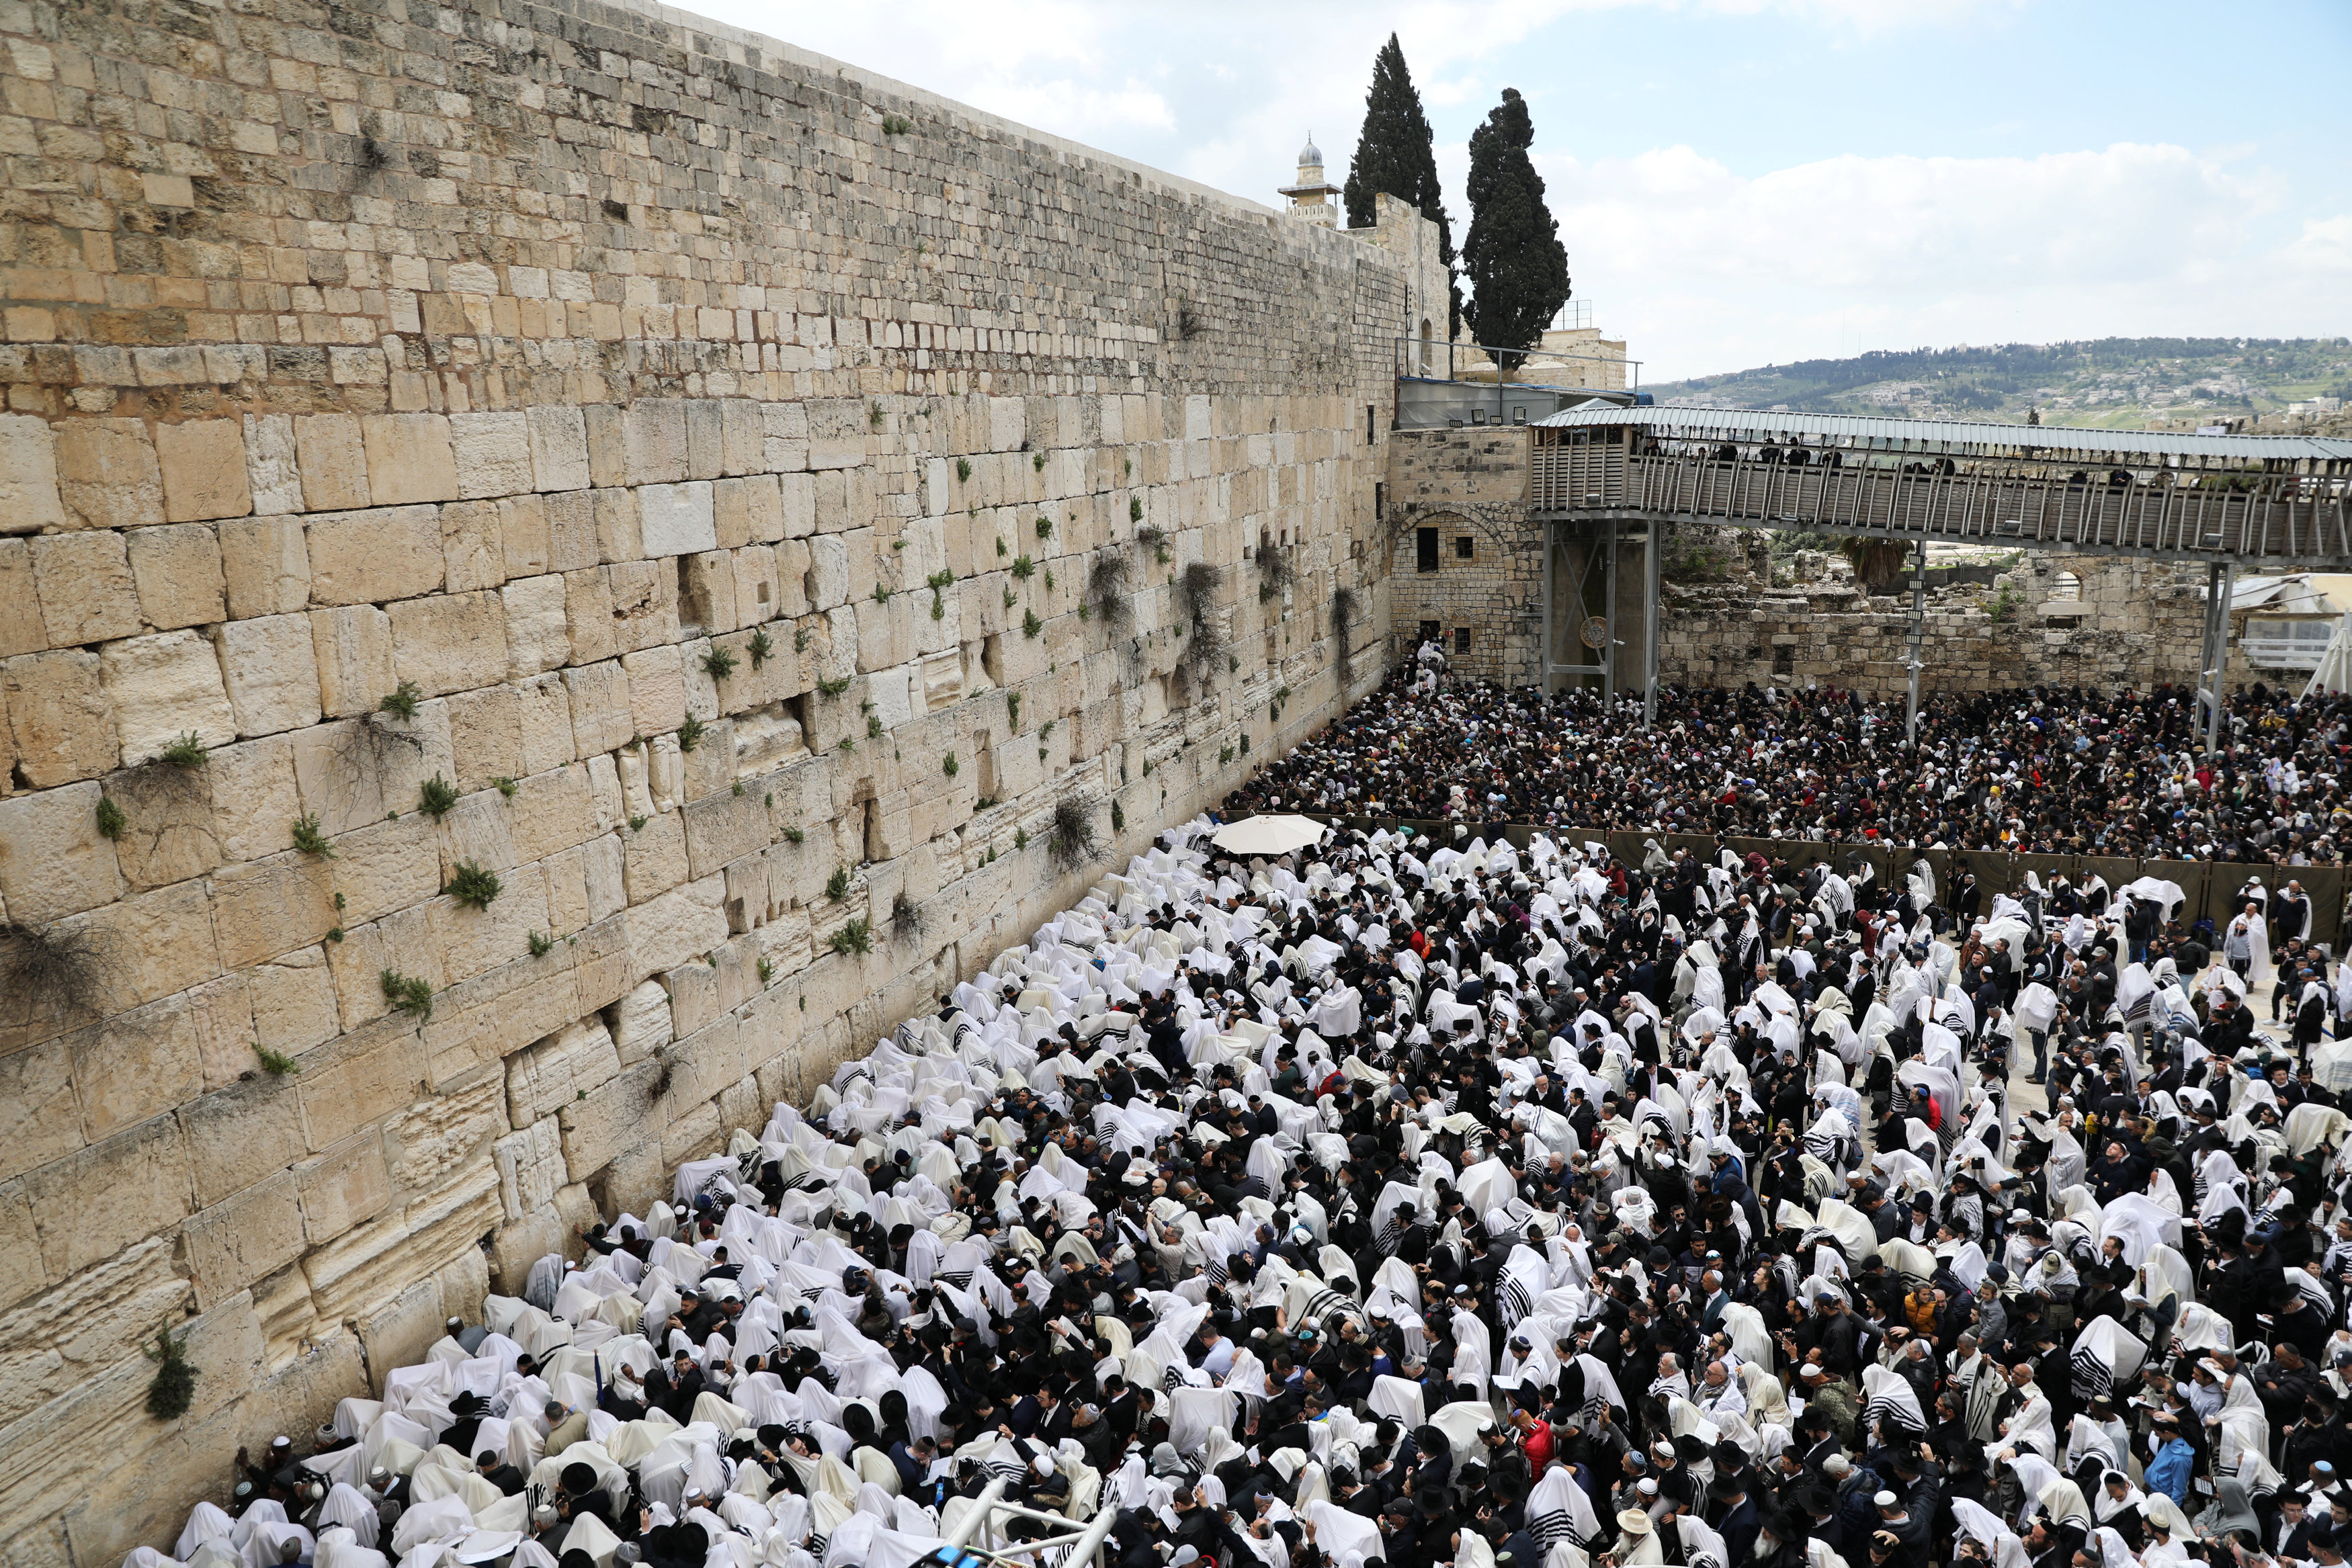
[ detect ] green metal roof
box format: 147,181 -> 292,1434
1532,403 -> 2352,462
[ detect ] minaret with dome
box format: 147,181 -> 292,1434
1277,133 -> 1343,225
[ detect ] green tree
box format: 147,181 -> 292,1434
1343,34 -> 1460,336
1461,88 -> 1569,370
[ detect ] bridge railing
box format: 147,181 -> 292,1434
1531,445 -> 2352,563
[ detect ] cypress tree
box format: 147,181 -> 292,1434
1461,88 -> 1570,369
1342,34 -> 1460,337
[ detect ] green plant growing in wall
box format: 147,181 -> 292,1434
867,715 -> 883,738
749,628 -> 773,667
818,675 -> 850,698
1011,554 -> 1036,579
159,732 -> 207,769
831,918 -> 873,955
837,737 -> 854,752
445,860 -> 501,910
826,865 -> 851,901
418,773 -> 459,819
872,583 -> 892,603
251,1041 -> 300,1076
493,775 -> 517,798
1111,800 -> 1126,832
956,457 -> 972,483
1032,453 -> 1046,473
529,930 -> 554,957
943,752 -> 959,777
782,826 -> 805,844
380,968 -> 433,1021
868,399 -> 884,429
1039,718 -> 1056,740
144,1325 -> 198,1422
629,814 -> 648,832
95,795 -> 125,840
380,680 -> 423,720
1035,515 -> 1052,535
1129,496 -> 1142,522
1003,586 -> 1017,609
1022,609 -> 1043,638
882,114 -> 913,135
758,956 -> 775,986
1015,827 -> 1029,851
795,627 -> 810,653
678,712 -> 706,752
1007,692 -> 1021,728
704,646 -> 739,680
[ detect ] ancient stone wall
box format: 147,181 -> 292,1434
0,3 -> 1415,1562
1384,429 -> 1540,683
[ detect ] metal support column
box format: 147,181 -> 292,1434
1904,539 -> 1927,746
1642,525 -> 1661,728
1538,521 -> 1554,696
2200,560 -> 2235,755
1603,520 -> 1620,704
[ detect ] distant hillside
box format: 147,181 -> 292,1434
1645,337 -> 2352,430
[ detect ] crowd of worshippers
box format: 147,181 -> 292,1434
1221,661 -> 2352,865
150,818 -> 2352,1568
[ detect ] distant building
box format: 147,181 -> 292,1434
1277,134 -> 1341,226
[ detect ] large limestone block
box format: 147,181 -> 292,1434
503,573 -> 569,679
179,1072 -> 308,1207
625,875 -> 728,982
527,406 -> 590,492
0,1236 -> 192,1429
156,420 -> 253,522
294,1131 -> 393,1244
382,1076 -> 505,1193
296,412 -> 371,511
0,1036 -> 85,1184
183,1170 -> 304,1308
622,644 -> 686,738
82,879 -> 222,1012
450,412 -> 532,500
390,590 -> 507,697
329,814 -> 442,924
515,671 -> 577,775
248,947 -> 340,1056
127,523 -> 228,630
0,781 -> 122,924
563,564 -> 617,666
509,763 -> 599,865
543,490 -> 601,574
54,418 -> 163,530
2,649 -> 117,785
101,629 -> 236,763
446,683 -> 522,793
0,413 -> 65,535
639,481 -> 717,558
208,854 -> 336,969
22,1115 -> 192,1280
105,748 -> 224,891
67,992 -> 203,1142
296,1015 -> 428,1151
564,659 -> 633,756
306,505 -> 446,606
244,412 -> 302,515
506,1016 -> 621,1124
608,559 -> 677,651
714,476 -> 781,548
214,613 -> 323,737
681,788 -> 769,879
609,977 -> 673,1065
492,1118 -> 565,1224
0,538 -> 38,658
438,500 -> 505,593
805,533 -> 849,610
621,809 -> 687,902
624,400 -> 687,486
309,603 -> 398,719
555,1055 -> 663,1182
807,398 -> 868,470
218,517 -> 312,618
362,412 -> 459,505
32,529 -> 142,644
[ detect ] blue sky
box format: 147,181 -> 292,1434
690,0 -> 2351,381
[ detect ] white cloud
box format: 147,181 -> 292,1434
1536,143 -> 2345,380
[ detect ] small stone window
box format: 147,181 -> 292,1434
1455,536 -> 1474,560
2051,571 -> 2082,600
1454,627 -> 1472,654
1773,644 -> 1794,678
1419,620 -> 1441,643
1417,528 -> 1439,573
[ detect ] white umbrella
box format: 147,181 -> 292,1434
1211,814 -> 1329,857
2308,611 -> 2352,698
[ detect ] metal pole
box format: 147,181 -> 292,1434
1603,520 -> 1619,705
1904,537 -> 1927,746
1643,524 -> 1661,728
1539,523 -> 1554,695
945,1477 -> 1011,1549
2202,560 -> 2234,756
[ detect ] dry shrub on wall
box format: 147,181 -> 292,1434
1088,550 -> 1133,631
890,890 -> 923,942
0,920 -> 118,1039
1332,585 -> 1358,681
1179,561 -> 1224,675
1048,796 -> 1103,873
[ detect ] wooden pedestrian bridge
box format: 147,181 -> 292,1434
1531,405 -> 2352,566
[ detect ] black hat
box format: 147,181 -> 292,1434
561,1461 -> 599,1496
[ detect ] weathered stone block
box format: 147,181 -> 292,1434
624,400 -> 687,486
22,1115 -> 191,1281
294,1131 -> 392,1244
308,604 -> 399,720
54,419 -> 163,531
296,1016 -> 428,1151
608,559 -> 677,651
296,413 -> 371,511
622,644 -> 685,738
382,1076 -> 505,1194
450,412 -> 533,500
213,613 -> 322,738
528,407 -> 591,493
32,530 -> 141,645
1,649 -> 116,786
127,523 -> 228,631
208,854 -> 336,970
439,500 -> 505,594
183,1170 -> 304,1309
639,482 -> 718,558
563,659 -> 633,756
389,590 -> 507,698
100,629 -> 235,763
515,672 -> 577,775
0,414 -> 65,535
503,573 -> 569,679
329,814 -> 443,925
104,751 -> 223,892
0,539 -> 38,660
492,1118 -> 565,1224
362,413 -> 459,505
244,412 -> 302,516
179,1072 -> 308,1207
507,1017 -> 621,1125
218,517 -> 312,619
306,505 -> 445,606
0,1037 -> 85,1184
248,947 -> 340,1057
206,735 -> 300,863
621,809 -> 687,903
155,421 -> 252,523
